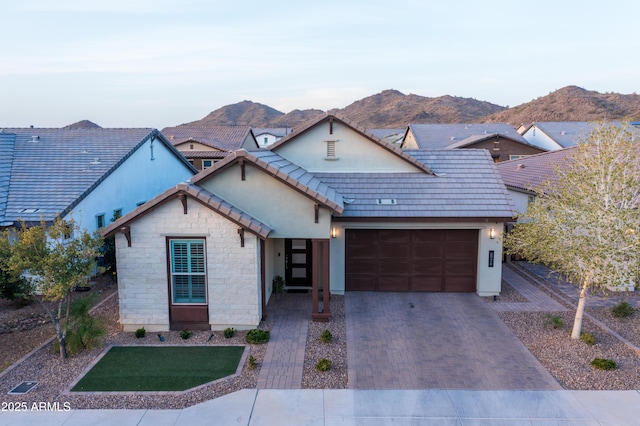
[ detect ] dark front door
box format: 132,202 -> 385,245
285,239 -> 312,289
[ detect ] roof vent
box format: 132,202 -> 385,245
561,131 -> 566,135
450,136 -> 456,141
31,135 -> 39,142
376,198 -> 397,205
516,164 -> 525,170
89,158 -> 101,165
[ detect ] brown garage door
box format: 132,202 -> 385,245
345,229 -> 478,292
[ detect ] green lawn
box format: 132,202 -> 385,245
72,345 -> 245,392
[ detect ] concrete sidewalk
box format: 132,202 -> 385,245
2,389 -> 640,425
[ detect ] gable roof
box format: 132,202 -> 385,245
192,149 -> 344,215
495,147 -> 577,193
103,182 -> 272,239
446,133 -> 541,150
270,113 -> 435,175
161,126 -> 258,151
406,123 -> 528,149
252,127 -> 292,138
0,128 -> 196,225
317,149 -> 515,220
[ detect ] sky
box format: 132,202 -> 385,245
1,0 -> 639,129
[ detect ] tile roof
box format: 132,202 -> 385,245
193,149 -> 344,214
407,123 -> 528,149
526,122 -> 616,148
161,126 -> 257,151
103,182 -> 272,240
180,150 -> 230,159
316,149 -> 515,219
251,128 -> 292,138
0,133 -> 16,226
0,128 -> 194,225
495,148 -> 577,193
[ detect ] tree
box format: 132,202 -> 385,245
10,217 -> 103,358
504,122 -> 640,339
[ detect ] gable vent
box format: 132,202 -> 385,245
325,140 -> 338,160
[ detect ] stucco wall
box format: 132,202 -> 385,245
67,136 -> 194,233
275,121 -> 419,173
115,197 -> 261,332
507,189 -> 532,214
329,221 -> 504,296
200,163 -> 332,238
521,127 -> 563,151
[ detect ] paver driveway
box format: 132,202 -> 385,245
345,292 -> 561,390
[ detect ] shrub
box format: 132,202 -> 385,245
247,355 -> 258,369
245,329 -> 270,344
65,295 -> 106,356
591,358 -> 617,370
180,329 -> 192,340
580,332 -> 596,345
135,327 -> 146,338
224,327 -> 236,338
543,314 -> 564,329
611,301 -> 634,318
272,275 -> 285,294
315,358 -> 331,372
320,329 -> 333,343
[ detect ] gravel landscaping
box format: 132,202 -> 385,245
1,269 -> 640,410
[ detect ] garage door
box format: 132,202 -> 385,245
345,229 -> 478,292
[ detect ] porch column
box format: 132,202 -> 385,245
311,239 -> 330,321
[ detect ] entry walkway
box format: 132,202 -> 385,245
4,389 -> 640,425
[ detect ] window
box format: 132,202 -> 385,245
509,155 -> 527,160
263,137 -> 268,145
528,195 -> 535,205
112,209 -> 122,221
325,140 -> 338,160
170,239 -> 206,304
202,160 -> 213,169
96,214 -> 105,229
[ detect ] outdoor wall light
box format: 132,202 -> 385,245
331,227 -> 337,238
490,228 -> 496,239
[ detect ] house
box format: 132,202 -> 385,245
0,128 -> 196,233
161,126 -> 259,171
103,114 -> 515,332
401,123 -> 545,162
367,128 -> 406,147
252,128 -> 292,147
519,121 -> 614,151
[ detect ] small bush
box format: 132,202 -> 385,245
180,329 -> 192,340
543,314 -> 564,329
611,301 -> 634,318
580,332 -> 596,345
245,329 -> 270,344
272,275 -> 285,294
591,358 -> 617,370
247,355 -> 258,369
224,327 -> 236,338
320,329 -> 333,343
65,295 -> 106,356
315,358 -> 331,372
135,327 -> 146,338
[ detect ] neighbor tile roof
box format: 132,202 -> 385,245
526,122 -> 613,148
193,149 -> 344,214
407,123 -> 528,149
0,128 -> 193,225
103,182 -> 272,240
252,128 -> 292,138
0,133 -> 16,226
316,149 -> 515,219
495,147 -> 577,193
180,150 -> 230,159
161,126 -> 256,151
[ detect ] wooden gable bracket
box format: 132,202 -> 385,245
178,193 -> 188,214
237,228 -> 245,247
120,226 -> 131,247
314,203 -> 319,223
329,116 -> 333,134
239,159 -> 246,181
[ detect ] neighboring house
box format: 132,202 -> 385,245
367,128 -> 406,147
402,123 -> 545,162
161,126 -> 259,171
519,121 -> 607,151
104,114 -> 515,332
0,128 -> 196,234
252,128 -> 292,147
495,148 -> 576,214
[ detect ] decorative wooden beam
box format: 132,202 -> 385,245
314,203 -> 319,224
329,116 -> 333,134
239,159 -> 245,181
237,228 -> 245,247
120,226 -> 131,247
178,193 -> 188,214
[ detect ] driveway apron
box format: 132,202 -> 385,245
346,292 -> 561,390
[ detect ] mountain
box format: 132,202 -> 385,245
63,120 -> 102,129
181,86 -> 640,129
485,86 -> 640,126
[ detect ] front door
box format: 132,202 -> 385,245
285,239 -> 312,289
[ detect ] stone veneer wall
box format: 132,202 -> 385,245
115,197 -> 260,332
